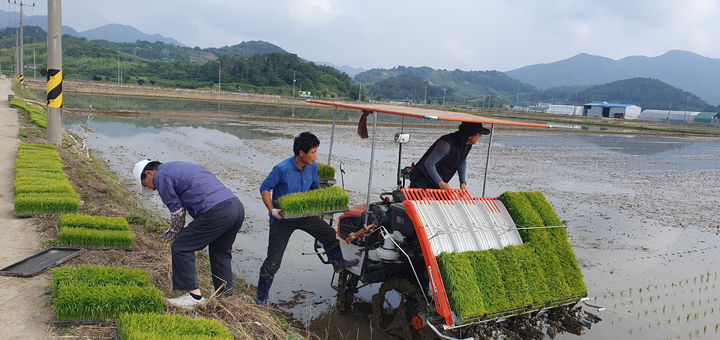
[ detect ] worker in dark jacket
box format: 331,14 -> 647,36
133,160 -> 245,309
255,132 -> 359,305
409,122 -> 490,189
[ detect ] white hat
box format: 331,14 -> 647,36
133,159 -> 155,197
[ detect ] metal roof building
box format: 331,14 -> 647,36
584,103 -> 642,119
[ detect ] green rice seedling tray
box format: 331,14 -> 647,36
117,313 -> 233,340
276,186 -> 349,216
54,285 -> 163,321
282,208 -> 349,219
52,266 -> 152,297
0,247 -> 85,277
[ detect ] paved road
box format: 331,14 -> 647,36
0,77 -> 53,339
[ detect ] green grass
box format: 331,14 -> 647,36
276,185 -> 349,215
317,162 -> 336,180
52,266 -> 152,297
55,285 -> 163,321
59,227 -> 135,248
59,214 -> 131,231
117,313 -> 233,340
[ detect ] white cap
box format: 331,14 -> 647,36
133,159 -> 155,197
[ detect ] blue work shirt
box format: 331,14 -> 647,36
153,162 -> 236,219
260,156 -> 319,219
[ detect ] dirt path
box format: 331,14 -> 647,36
0,77 -> 53,339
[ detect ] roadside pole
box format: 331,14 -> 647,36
46,0 -> 63,145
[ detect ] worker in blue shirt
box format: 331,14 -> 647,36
133,160 -> 245,309
256,132 -> 358,305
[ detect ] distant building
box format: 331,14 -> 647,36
639,110 -> 720,124
638,110 -> 699,123
299,91 -> 312,98
583,102 -> 641,119
547,104 -> 583,115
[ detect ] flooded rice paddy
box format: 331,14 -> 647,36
63,102 -> 720,339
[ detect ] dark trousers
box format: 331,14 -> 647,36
171,197 -> 245,295
259,216 -> 339,280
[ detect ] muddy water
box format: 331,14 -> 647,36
64,113 -> 720,340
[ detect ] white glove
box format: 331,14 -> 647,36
271,208 -> 283,219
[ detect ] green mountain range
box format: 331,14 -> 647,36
1,23 -> 717,112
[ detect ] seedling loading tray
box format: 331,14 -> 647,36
0,247 -> 85,277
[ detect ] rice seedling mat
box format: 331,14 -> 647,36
52,266 -> 163,323
55,214 -> 135,250
0,247 -> 85,277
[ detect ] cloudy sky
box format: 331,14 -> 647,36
10,0 -> 720,71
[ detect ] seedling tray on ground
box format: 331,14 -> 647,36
0,247 -> 85,277
282,208 -> 349,219
54,318 -> 106,326
54,224 -> 134,251
14,213 -> 61,218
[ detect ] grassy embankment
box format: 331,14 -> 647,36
12,85 -> 314,339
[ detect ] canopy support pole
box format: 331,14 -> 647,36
396,116 -> 406,188
481,124 -> 495,197
364,111 -> 378,225
327,106 -> 337,165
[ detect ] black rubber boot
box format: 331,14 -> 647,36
325,246 -> 359,273
256,276 -> 273,305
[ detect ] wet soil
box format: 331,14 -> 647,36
63,111 -> 720,339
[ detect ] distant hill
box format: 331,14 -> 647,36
0,10 -> 183,46
367,75 -> 449,103
573,78 -> 714,111
204,41 -> 287,59
316,61 -> 365,77
79,24 -> 185,46
0,9 -> 79,36
355,66 -> 535,99
506,50 -> 720,105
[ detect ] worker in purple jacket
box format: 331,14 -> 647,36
133,160 -> 245,309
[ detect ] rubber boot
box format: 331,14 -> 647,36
256,276 -> 273,305
325,246 -> 359,273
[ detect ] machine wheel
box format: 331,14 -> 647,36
336,270 -> 359,313
371,279 -> 433,340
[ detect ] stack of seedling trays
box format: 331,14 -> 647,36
317,162 -> 336,187
277,185 -> 349,219
10,97 -> 47,129
57,214 -> 135,250
13,143 -> 80,216
437,191 -> 587,325
52,266 -> 163,324
117,313 -> 233,340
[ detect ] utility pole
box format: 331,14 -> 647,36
424,81 -> 427,104
292,71 -> 296,97
217,60 -> 221,92
117,56 -> 120,84
33,46 -> 36,80
358,84 -> 362,102
442,88 -> 446,107
11,1 -> 35,85
46,0 -> 63,145
15,29 -> 19,76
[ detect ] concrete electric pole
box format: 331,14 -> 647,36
46,0 -> 63,145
